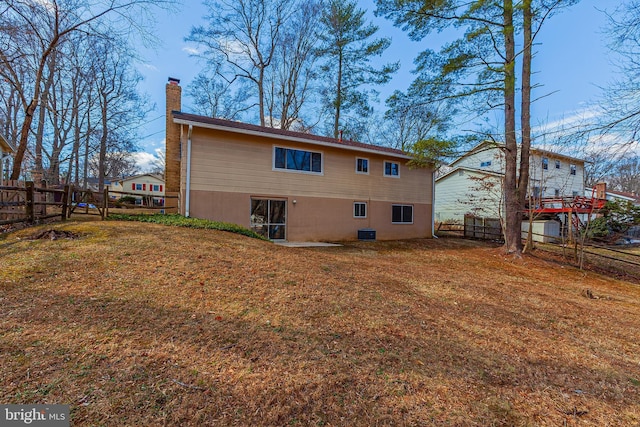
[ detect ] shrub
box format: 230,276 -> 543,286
107,213 -> 268,240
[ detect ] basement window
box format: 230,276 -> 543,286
354,202 -> 367,218
392,204 -> 413,224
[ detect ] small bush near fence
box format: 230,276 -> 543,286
107,213 -> 268,240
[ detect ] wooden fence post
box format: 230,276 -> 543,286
68,187 -> 75,218
40,179 -> 47,217
61,185 -> 70,221
25,181 -> 34,223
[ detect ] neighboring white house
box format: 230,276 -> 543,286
1,133 -> 14,182
435,141 -> 586,223
585,184 -> 640,206
113,173 -> 165,206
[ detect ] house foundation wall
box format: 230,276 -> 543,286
187,190 -> 432,241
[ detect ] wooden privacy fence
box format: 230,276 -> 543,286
464,215 -> 503,241
0,181 -> 70,226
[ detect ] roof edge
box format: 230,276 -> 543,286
172,112 -> 413,160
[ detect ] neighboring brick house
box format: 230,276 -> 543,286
164,78 -> 434,242
435,141 -> 586,223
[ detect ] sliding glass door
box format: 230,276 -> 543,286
250,198 -> 286,240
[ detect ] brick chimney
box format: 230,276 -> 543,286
165,77 -> 181,195
595,182 -> 607,200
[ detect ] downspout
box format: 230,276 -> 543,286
432,169 -> 438,239
185,125 -> 193,217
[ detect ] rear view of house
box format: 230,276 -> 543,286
164,78 -> 434,241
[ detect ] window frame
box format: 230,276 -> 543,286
355,157 -> 369,175
555,160 -> 561,169
391,204 -> 413,224
383,160 -> 400,178
542,157 -> 549,170
570,164 -> 576,176
354,202 -> 367,218
273,145 -> 323,175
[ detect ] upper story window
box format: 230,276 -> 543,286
274,146 -> 322,174
384,161 -> 399,177
570,164 -> 576,175
480,160 -> 492,167
392,204 -> 413,224
542,157 -> 549,170
135,183 -> 142,191
555,160 -> 561,169
356,158 -> 369,174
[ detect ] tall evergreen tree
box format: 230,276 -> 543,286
317,0 -> 399,139
376,0 -> 578,254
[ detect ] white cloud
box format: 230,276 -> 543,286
182,46 -> 201,55
132,151 -> 158,172
142,63 -> 158,72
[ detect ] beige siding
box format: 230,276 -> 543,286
186,128 -> 432,204
176,125 -> 433,241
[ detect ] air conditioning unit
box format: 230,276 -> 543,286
358,228 -> 376,241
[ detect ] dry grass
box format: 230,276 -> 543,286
1,220 -> 639,426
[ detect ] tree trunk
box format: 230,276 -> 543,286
520,0 -> 533,252
10,100 -> 38,181
502,0 -> 521,254
333,49 -> 343,139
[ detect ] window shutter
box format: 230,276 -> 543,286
160,185 -> 163,192
143,184 -> 146,191
132,183 -> 135,190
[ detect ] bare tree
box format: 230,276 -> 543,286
187,0 -> 295,127
0,0 -> 170,181
265,0 -> 322,130
186,70 -> 253,120
598,0 -> 640,145
88,151 -> 138,180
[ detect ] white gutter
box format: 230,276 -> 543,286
185,125 -> 193,217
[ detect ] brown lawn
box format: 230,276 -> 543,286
1,220 -> 639,426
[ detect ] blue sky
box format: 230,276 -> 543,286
133,0 -> 614,169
